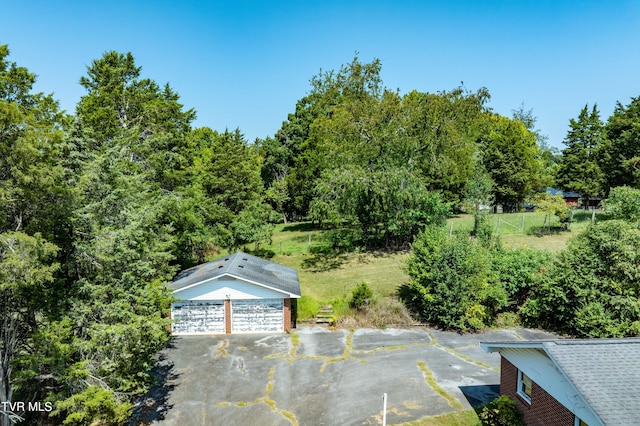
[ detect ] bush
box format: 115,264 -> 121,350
403,226 -> 507,331
521,219 -> 640,337
349,282 -> 373,310
478,395 -> 524,426
296,296 -> 319,319
492,247 -> 550,309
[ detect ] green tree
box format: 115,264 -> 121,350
601,96 -> 640,192
512,104 -> 559,189
529,192 -> 570,231
556,104 -> 605,207
0,44 -> 72,248
40,50 -> 196,424
0,233 -> 58,426
464,156 -> 494,238
480,114 -> 542,211
403,87 -> 490,201
0,45 -> 73,426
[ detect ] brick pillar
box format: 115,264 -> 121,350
225,299 -> 231,334
283,298 -> 292,332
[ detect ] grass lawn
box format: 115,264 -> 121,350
253,210 -> 603,319
447,210 -> 602,253
397,409 -> 481,426
263,223 -> 410,307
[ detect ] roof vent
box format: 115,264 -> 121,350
218,265 -> 223,268
242,257 -> 248,261
224,258 -> 229,261
238,265 -> 244,268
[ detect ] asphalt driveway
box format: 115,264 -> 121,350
130,326 -> 556,425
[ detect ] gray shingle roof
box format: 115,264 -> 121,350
169,252 -> 301,297
481,338 -> 640,425
544,339 -> 640,425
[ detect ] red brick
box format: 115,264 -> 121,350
284,298 -> 292,332
501,357 -> 575,426
224,299 -> 231,334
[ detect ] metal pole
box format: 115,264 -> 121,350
382,393 -> 387,426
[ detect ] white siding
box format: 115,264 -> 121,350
174,277 -> 286,301
171,300 -> 225,334
231,299 -> 283,333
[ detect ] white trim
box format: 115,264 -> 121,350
517,369 -> 532,404
172,272 -> 300,298
575,416 -> 588,426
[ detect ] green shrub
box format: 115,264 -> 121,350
349,282 -> 374,310
403,226 -> 506,331
492,247 -> 550,308
297,296 -> 319,319
478,395 -> 524,426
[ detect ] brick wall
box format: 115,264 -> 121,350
224,299 -> 231,334
501,357 -> 576,426
284,298 -> 291,332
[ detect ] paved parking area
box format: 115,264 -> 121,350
130,326 -> 556,425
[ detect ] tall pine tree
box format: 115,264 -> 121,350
556,104 -> 605,207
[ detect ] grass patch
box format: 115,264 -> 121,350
447,211 -> 603,253
416,361 -> 463,411
397,409 -> 481,426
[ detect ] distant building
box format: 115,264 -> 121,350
545,188 -> 601,208
480,338 -> 640,426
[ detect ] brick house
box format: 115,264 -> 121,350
480,339 -> 640,425
169,252 -> 300,335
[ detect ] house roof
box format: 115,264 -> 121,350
169,252 -> 301,298
546,187 -> 581,198
480,338 -> 640,425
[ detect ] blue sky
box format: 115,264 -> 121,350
3,1 -> 640,148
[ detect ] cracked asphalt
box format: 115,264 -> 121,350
130,326 -> 556,426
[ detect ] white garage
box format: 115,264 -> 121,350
169,252 -> 301,335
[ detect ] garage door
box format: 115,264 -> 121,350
232,299 -> 283,333
172,301 -> 225,334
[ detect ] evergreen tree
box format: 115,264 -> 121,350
601,97 -> 640,192
0,44 -> 71,426
555,104 -> 605,207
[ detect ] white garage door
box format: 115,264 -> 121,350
232,299 -> 283,333
172,300 -> 225,334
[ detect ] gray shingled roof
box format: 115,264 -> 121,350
481,338 -> 640,425
169,252 -> 301,297
544,339 -> 640,425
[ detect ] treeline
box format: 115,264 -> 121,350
259,57 -> 547,248
3,43 -> 640,425
1,47 -> 270,425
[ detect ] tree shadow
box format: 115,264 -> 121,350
128,339 -> 180,425
301,250 -> 350,272
459,384 -> 500,408
281,222 -> 323,232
